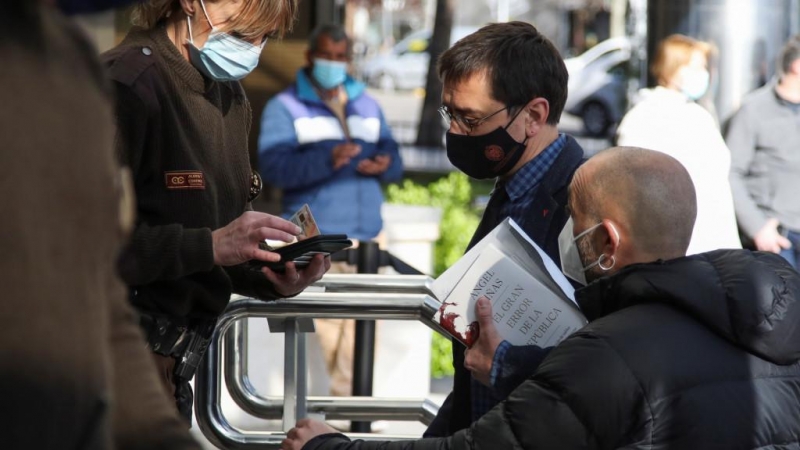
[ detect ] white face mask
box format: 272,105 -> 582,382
557,218 -> 620,285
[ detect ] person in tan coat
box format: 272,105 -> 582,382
0,2 -> 200,448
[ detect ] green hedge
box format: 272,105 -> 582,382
386,172 -> 481,378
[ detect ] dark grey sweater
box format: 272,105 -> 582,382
727,84 -> 800,236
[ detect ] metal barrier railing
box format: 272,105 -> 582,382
195,274 -> 445,449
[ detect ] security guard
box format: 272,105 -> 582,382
103,0 -> 330,423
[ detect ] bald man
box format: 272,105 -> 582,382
283,147 -> 800,450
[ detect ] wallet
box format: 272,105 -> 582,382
247,234 -> 353,272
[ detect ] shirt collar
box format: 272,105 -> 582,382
773,86 -> 800,111
504,133 -> 566,201
149,25 -> 211,94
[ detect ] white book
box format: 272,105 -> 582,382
432,218 -> 587,347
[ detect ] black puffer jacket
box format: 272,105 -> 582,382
305,250 -> 800,449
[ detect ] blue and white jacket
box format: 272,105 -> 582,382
258,69 -> 402,240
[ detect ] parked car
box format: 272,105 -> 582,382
361,27 -> 478,91
564,37 -> 632,137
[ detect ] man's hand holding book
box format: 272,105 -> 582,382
464,297 -> 503,386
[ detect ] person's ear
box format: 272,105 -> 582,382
178,0 -> 195,17
599,219 -> 622,257
522,97 -> 550,137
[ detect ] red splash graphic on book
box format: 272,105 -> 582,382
438,302 -> 480,347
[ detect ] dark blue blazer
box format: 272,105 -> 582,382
426,134 -> 585,437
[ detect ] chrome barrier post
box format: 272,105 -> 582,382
224,282 -> 447,424
281,318 -> 310,431
298,329 -> 308,420
195,287 -> 446,448
283,319 -> 297,431
352,242 -> 380,432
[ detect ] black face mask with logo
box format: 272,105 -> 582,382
445,108 -> 528,180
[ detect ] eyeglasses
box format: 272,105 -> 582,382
438,104 -> 511,135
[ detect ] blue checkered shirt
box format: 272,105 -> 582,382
470,133 -> 566,422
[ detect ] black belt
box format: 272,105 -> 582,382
139,312 -> 217,381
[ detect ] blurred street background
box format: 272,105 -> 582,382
71,0 -> 800,447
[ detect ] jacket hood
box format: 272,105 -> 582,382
576,249 -> 800,365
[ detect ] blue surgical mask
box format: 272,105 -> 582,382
312,58 -> 348,89
681,68 -> 710,101
186,0 -> 265,82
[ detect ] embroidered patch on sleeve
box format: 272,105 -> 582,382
165,171 -> 205,190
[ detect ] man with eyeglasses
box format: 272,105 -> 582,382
427,21 -> 586,437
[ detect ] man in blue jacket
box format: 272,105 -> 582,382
258,24 -> 402,398
258,24 -> 402,242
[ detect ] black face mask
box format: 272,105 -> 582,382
445,110 -> 528,180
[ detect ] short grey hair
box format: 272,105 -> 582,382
778,34 -> 800,77
308,23 -> 350,55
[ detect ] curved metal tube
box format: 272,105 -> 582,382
305,397 -> 441,423
225,320 -> 439,423
197,290 -> 445,449
195,322 -> 286,449
312,274 -> 436,296
196,317 -> 416,449
224,292 -> 442,322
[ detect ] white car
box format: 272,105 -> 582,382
361,27 -> 478,91
564,37 -> 632,136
